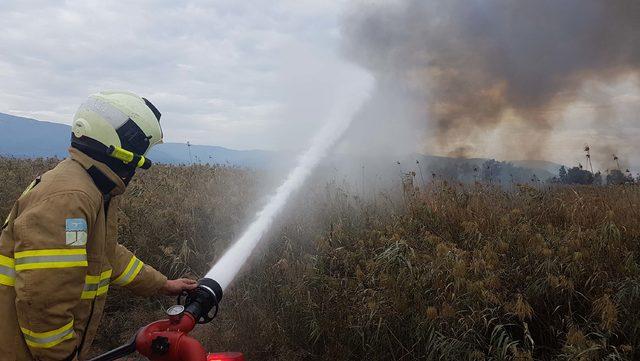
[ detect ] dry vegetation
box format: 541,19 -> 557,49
1,157 -> 639,360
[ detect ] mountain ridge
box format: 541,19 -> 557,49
0,112 -> 277,167
0,112 -> 563,178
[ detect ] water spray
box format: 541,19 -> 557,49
91,72 -> 370,361
90,113 -> 360,361
206,111 -> 356,290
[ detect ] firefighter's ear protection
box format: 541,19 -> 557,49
107,146 -> 153,170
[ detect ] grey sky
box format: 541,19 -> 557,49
0,0 -> 368,151
1,1 -> 637,170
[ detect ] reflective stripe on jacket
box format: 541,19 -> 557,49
0,148 -> 167,361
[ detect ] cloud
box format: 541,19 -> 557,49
0,0 -> 363,151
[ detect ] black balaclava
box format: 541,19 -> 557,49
71,135 -> 138,186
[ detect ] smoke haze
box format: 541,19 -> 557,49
341,0 -> 640,164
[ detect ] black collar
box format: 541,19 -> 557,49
86,165 -> 117,196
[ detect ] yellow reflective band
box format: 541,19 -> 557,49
21,320 -> 74,349
0,274 -> 15,287
81,269 -> 112,299
21,179 -> 37,196
81,275 -> 100,299
85,274 -> 100,284
15,249 -> 86,258
96,283 -> 109,296
99,269 -> 113,281
15,249 -> 87,271
16,262 -> 87,270
0,254 -> 14,268
0,255 -> 16,287
112,256 -> 136,284
129,261 -> 144,283
112,256 -> 143,286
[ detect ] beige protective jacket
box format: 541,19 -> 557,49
0,148 -> 167,360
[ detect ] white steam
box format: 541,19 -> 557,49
206,75 -> 372,290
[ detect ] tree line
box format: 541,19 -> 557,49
550,166 -> 637,185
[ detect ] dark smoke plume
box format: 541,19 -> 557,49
342,0 -> 640,159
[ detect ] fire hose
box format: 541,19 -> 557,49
89,278 -> 244,361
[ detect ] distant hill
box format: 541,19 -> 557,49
0,112 -> 276,167
0,112 -> 562,179
0,112 -> 70,158
148,143 -> 277,168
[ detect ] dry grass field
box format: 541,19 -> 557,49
1,157 -> 639,360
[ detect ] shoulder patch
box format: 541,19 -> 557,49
66,218 -> 88,246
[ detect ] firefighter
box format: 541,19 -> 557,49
0,91 -> 198,360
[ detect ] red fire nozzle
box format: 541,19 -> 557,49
135,312 -> 205,361
134,310 -> 244,361
89,278 -> 244,361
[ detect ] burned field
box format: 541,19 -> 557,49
1,157 -> 639,360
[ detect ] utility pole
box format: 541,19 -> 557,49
584,144 -> 593,173
416,159 -> 426,189
187,141 -> 193,165
613,154 -> 620,170
361,164 -> 365,198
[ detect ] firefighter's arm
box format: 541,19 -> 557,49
12,192 -> 97,361
111,243 -> 168,296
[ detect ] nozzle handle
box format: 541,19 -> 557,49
184,278 -> 223,324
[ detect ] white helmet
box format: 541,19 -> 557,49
72,91 -> 163,169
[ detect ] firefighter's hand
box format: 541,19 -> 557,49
161,278 -> 198,296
